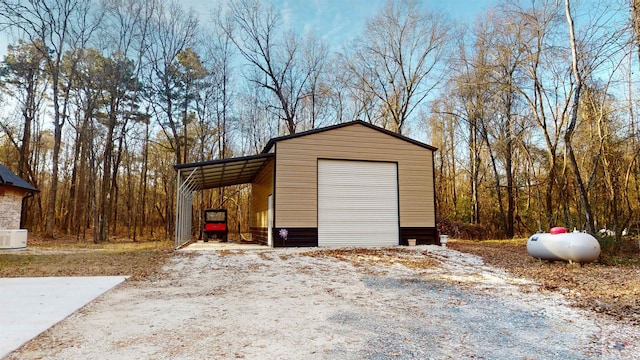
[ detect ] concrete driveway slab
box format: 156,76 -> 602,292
0,276 -> 127,358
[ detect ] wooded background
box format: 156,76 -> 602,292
0,0 -> 638,249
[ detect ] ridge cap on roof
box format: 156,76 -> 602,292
261,120 -> 437,153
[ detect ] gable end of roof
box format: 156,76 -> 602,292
261,120 -> 437,153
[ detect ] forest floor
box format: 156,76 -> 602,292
1,236 -> 639,358
449,238 -> 640,325
0,234 -> 173,281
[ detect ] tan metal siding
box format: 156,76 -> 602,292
275,123 -> 434,228
251,158 -> 274,229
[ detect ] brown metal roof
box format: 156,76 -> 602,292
173,153 -> 274,190
261,120 -> 438,154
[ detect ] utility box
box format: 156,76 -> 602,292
0,229 -> 27,250
203,209 -> 228,242
0,164 -> 39,251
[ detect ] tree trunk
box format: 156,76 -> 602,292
505,134 -> 515,238
564,0 -> 595,235
45,73 -> 62,238
18,73 -> 36,229
545,156 -> 556,228
98,105 -> 116,243
470,114 -> 481,224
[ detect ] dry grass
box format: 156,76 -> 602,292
449,238 -> 640,325
0,235 -> 174,281
301,248 -> 440,270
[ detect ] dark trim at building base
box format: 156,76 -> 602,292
400,227 -> 438,245
250,227 -> 268,245
258,226 -> 438,247
273,227 -> 318,247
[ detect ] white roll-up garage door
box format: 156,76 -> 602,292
318,160 -> 399,247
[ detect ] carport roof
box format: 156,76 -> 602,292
173,153 -> 274,190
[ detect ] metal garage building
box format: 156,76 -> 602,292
174,120 -> 437,249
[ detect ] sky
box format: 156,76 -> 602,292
0,0 -> 497,60
191,0 -> 497,51
0,0 -> 499,143
239,0 -> 496,50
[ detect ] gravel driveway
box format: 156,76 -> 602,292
7,246 -> 640,359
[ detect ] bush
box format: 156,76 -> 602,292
437,218 -> 498,240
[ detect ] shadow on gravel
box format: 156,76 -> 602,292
325,275 -> 599,359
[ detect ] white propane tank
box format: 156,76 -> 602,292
527,228 -> 601,264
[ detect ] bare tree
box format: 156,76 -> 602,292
237,67 -> 279,154
563,0 -> 627,234
631,0 -> 640,64
0,40 -> 48,187
479,8 -> 532,238
428,95 -> 460,220
580,82 -> 635,249
99,0 -> 155,241
505,0 -> 566,230
0,0 -> 101,237
445,23 -> 493,226
224,0 -> 327,134
298,33 -> 329,130
0,40 -> 49,230
145,0 -> 199,165
343,0 -> 451,134
61,48 -> 102,236
206,10 -> 237,160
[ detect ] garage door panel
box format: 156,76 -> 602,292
319,212 -> 397,222
318,160 -> 399,247
321,229 -> 396,236
318,206 -> 395,212
320,222 -> 396,229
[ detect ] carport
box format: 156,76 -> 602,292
174,153 -> 273,249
